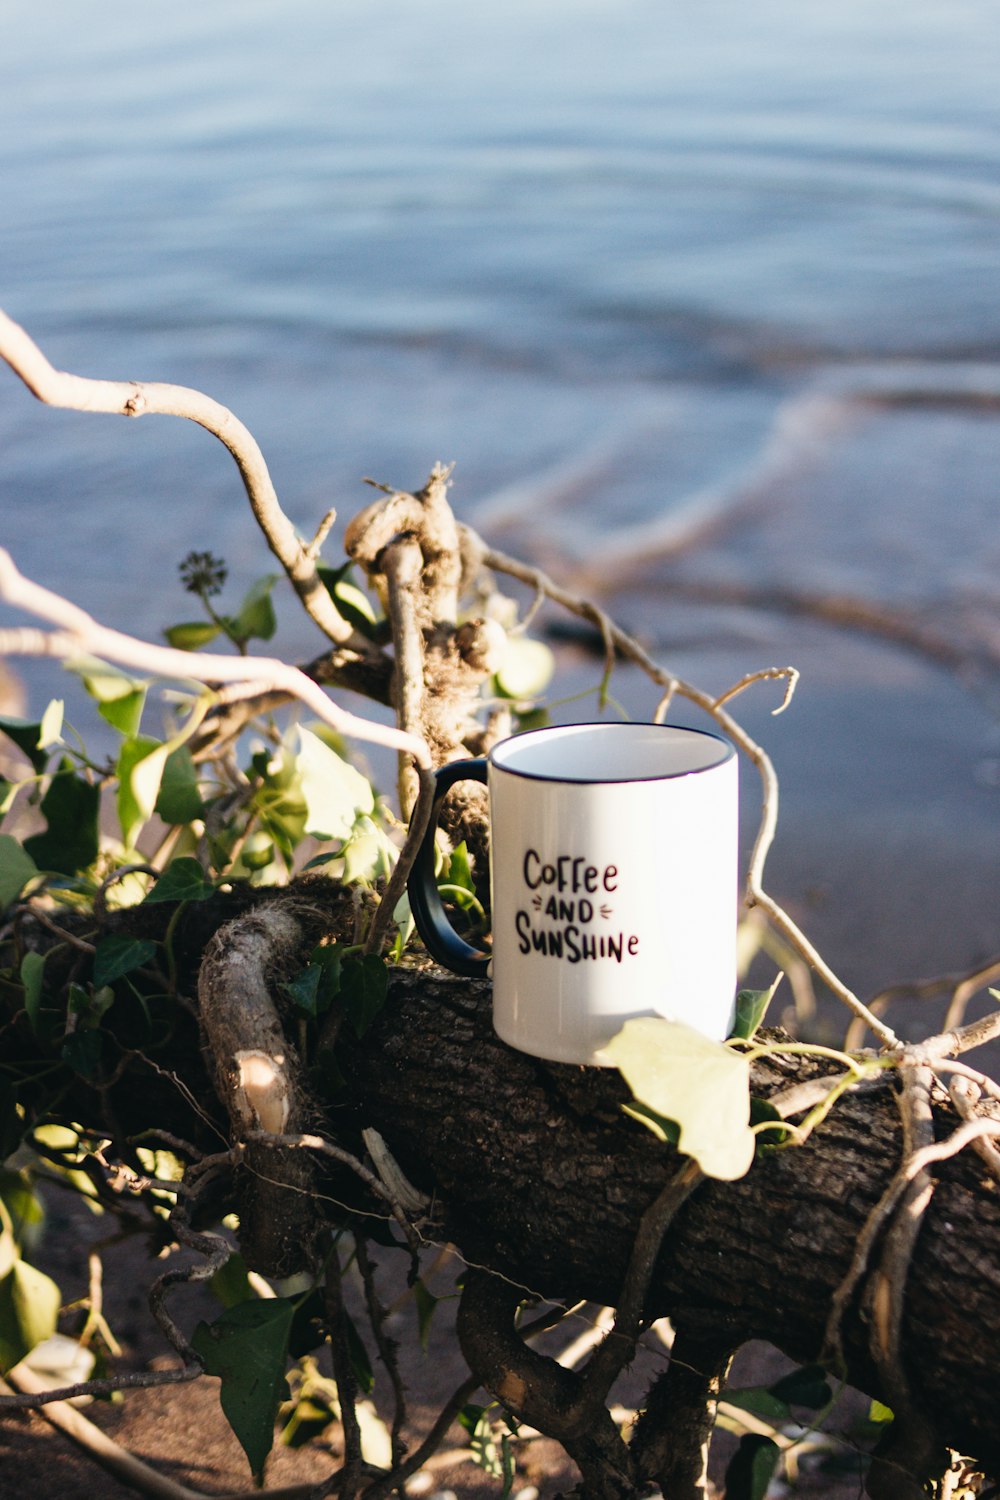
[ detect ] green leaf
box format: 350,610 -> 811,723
116,736 -> 171,849
143,856 -> 214,905
723,1385 -> 791,1421
209,1252 -> 256,1310
192,1297 -> 295,1480
0,1260 -> 62,1374
154,747 -> 204,825
769,1363 -> 832,1410
318,563 -> 381,636
339,955 -> 388,1039
92,935 -> 157,988
284,948 -> 342,1020
19,951 -> 46,1033
723,1434 -> 782,1500
414,1280 -> 439,1353
164,620 -> 222,651
0,716 -> 49,774
228,574 -> 279,645
0,837 -> 38,909
344,1312 -> 374,1396
494,637 -> 554,701
23,763 -> 100,875
61,1029 -> 105,1080
100,687 -> 147,737
868,1398 -> 894,1425
296,726 -> 374,840
731,979 -> 781,1041
600,1018 -> 756,1181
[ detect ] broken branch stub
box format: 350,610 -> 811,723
197,900 -> 333,1276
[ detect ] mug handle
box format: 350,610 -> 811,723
407,758 -> 491,978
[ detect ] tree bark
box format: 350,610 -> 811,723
339,968 -> 1000,1472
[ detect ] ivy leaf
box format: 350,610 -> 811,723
296,727 -> 374,840
730,979 -> 781,1041
339,955 -> 388,1039
164,621 -> 222,651
722,1385 -> 790,1421
0,837 -> 38,909
116,736 -> 171,849
414,1280 -> 439,1353
0,716 -> 49,774
92,935 -> 157,988
769,1363 -> 832,1409
227,574 -> 279,645
192,1297 -> 295,1481
723,1434 -> 782,1500
318,562 -> 382,637
22,762 -> 100,875
494,637 -> 554,701
142,857 -> 215,905
600,1017 -> 756,1181
0,1260 -> 62,1374
154,747 -> 204,825
76,661 -> 148,736
285,948 -> 342,1020
19,951 -> 47,1033
61,1029 -> 105,1080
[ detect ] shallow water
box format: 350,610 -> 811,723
2,0 -> 1000,1005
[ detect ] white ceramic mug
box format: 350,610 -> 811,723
407,721 -> 739,1065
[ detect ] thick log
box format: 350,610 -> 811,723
341,968 -> 1000,1471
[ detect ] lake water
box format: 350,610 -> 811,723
2,0 -> 1000,1014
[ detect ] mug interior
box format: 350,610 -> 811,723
489,722 -> 732,782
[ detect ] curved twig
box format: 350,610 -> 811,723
0,550 -> 430,769
0,307 -> 380,660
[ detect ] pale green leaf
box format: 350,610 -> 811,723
600,1017 -> 756,1181
116,736 -> 171,848
0,1260 -> 61,1373
296,726 -> 374,840
164,621 -> 222,651
37,700 -> 64,750
20,951 -> 46,1033
0,837 -> 38,909
495,637 -> 555,700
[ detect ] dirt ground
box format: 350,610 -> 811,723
0,1163 -> 881,1500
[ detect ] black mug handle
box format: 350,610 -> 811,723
407,758 -> 491,978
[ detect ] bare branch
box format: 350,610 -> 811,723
0,307 -> 382,659
0,549 -> 430,768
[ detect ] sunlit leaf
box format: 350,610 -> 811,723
192,1297 -> 295,1481
164,620 -> 222,651
0,1260 -> 61,1374
600,1017 -> 756,1181
494,637 -> 554,701
116,736 -> 171,848
731,979 -> 781,1041
0,837 -> 38,909
296,726 -> 374,840
37,700 -> 64,750
228,574 -> 279,644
